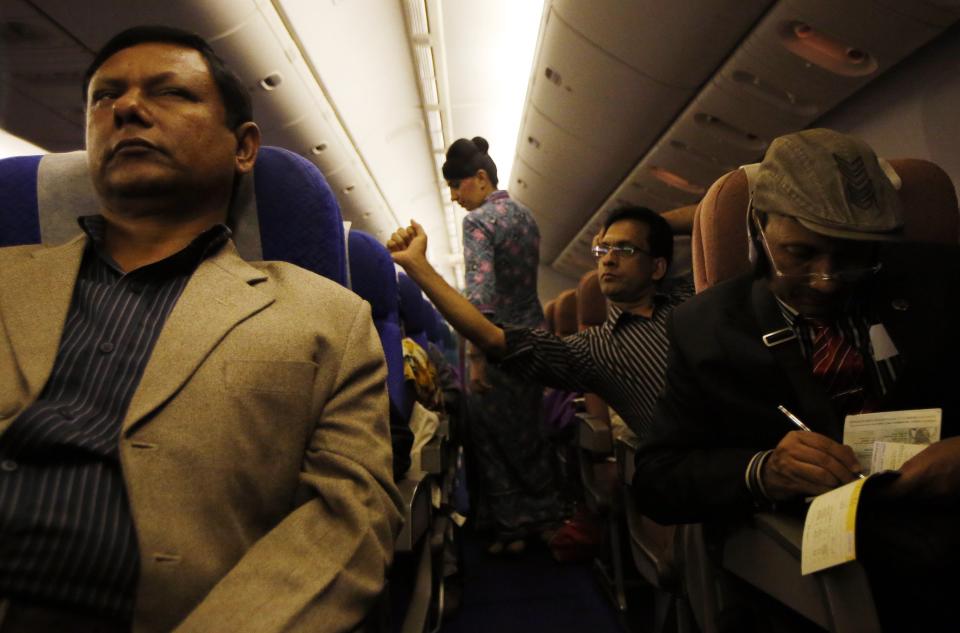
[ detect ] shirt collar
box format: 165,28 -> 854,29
484,190 -> 510,204
78,215 -> 231,276
603,288 -> 672,332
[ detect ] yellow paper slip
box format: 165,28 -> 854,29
801,478 -> 865,575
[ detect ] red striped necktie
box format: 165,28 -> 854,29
809,320 -> 873,414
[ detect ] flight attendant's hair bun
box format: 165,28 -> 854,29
442,136 -> 499,187
471,136 -> 490,153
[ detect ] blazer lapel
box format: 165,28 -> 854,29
122,242 -> 273,436
0,235 -> 86,398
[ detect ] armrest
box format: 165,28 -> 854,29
420,434 -> 446,475
395,472 -> 432,552
721,512 -> 880,632
577,412 -> 613,455
614,431 -> 640,485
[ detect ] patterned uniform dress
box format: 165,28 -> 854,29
462,190 -> 564,539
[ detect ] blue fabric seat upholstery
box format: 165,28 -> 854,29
397,273 -> 431,351
0,146 -> 347,285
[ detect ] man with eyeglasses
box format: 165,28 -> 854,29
632,128 -> 960,630
388,205 -> 693,439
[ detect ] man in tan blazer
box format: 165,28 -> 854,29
0,26 -> 401,633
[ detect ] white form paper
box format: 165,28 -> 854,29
870,441 -> 927,473
842,408 -> 941,474
801,478 -> 866,575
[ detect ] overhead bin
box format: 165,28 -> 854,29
517,106 -> 628,207
552,0 -> 773,89
509,156 -> 587,262
31,0 -> 254,51
550,0 -> 959,276
530,12 -> 689,152
268,113 -> 352,176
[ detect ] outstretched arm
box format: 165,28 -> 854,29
387,221 -> 506,357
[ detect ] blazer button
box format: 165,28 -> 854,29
1,459 -> 17,473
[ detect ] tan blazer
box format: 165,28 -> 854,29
0,235 -> 403,633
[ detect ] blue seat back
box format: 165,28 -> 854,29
348,230 -> 410,419
397,273 -> 430,350
0,147 -> 347,285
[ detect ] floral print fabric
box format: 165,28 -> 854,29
463,191 -> 543,328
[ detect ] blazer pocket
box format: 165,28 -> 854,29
224,360 -> 318,395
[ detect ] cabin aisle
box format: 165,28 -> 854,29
439,530 -> 628,633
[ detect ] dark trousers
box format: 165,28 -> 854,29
0,599 -> 130,633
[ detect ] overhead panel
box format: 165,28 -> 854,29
0,0 -> 90,150
510,156 -> 583,258
514,0 -> 775,268
529,12 -> 688,153
552,0 -> 773,89
554,0 -> 959,279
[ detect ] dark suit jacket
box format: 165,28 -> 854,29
632,242 -> 960,524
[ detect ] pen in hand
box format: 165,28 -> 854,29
777,405 -> 866,479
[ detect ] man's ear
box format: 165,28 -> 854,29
651,257 -> 668,282
234,122 -> 261,175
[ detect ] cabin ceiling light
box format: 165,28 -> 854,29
649,166 -> 706,196
779,21 -> 878,77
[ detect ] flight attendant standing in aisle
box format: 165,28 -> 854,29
443,136 -> 564,554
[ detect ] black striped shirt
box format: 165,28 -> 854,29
0,216 -> 228,620
499,280 -> 694,439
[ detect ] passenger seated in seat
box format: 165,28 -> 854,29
387,205 -> 694,440
632,128 -> 960,631
0,26 -> 401,633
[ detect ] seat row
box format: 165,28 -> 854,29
538,156 -> 958,633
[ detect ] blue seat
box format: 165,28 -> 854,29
0,147 -> 347,285
397,272 -> 431,350
347,229 -> 413,478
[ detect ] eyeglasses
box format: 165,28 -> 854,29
591,243 -> 651,260
753,212 -> 882,283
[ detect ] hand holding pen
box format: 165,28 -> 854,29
778,405 -> 866,479
757,406 -> 866,501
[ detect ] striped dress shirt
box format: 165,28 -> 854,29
0,216 -> 228,620
499,280 -> 694,439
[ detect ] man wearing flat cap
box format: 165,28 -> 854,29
633,128 -> 960,630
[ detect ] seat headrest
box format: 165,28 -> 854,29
577,270 -> 607,330
397,272 -> 430,335
544,300 -> 556,333
554,289 -> 578,337
348,230 -> 399,320
692,157 -> 960,292
0,147 -> 347,285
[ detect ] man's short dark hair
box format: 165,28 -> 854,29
82,25 -> 253,130
603,205 -> 674,268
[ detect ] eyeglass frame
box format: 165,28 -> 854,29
750,206 -> 883,283
591,242 -> 654,260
